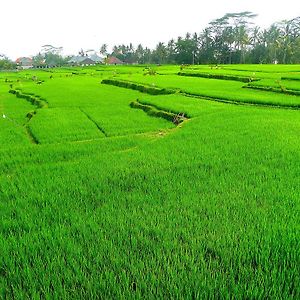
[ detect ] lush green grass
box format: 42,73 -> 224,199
115,73 -> 300,107
0,84 -> 35,146
11,77 -> 174,142
137,93 -> 224,118
178,64 -> 300,80
248,78 -> 300,91
0,116 -> 31,146
28,107 -> 106,144
221,64 -> 300,73
179,66 -> 267,80
0,65 -> 299,298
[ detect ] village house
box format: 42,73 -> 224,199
89,54 -> 104,64
16,57 -> 33,69
68,56 -> 95,66
68,54 -> 104,66
106,56 -> 124,65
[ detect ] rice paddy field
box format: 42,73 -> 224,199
0,64 -> 299,299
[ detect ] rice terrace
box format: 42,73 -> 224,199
1,3 -> 300,299
0,63 -> 299,298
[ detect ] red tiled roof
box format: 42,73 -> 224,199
107,56 -> 123,64
16,57 -> 33,64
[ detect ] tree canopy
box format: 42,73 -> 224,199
105,12 -> 300,65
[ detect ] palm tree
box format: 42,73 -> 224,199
100,44 -> 108,56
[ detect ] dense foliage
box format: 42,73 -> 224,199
0,55 -> 16,70
110,12 -> 300,64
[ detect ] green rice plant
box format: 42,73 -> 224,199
0,85 -> 35,145
178,71 -> 260,82
14,77 -> 175,138
9,89 -> 48,108
81,105 -> 174,137
102,78 -> 175,95
117,74 -> 300,107
281,75 -> 300,81
0,64 -> 299,299
28,108 -> 106,144
247,79 -> 300,93
130,100 -> 186,124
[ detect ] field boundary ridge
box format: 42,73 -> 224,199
130,100 -> 188,125
101,79 -> 175,95
178,72 -> 260,83
9,89 -> 48,108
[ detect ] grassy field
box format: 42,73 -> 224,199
112,73 -> 300,107
0,64 -> 299,299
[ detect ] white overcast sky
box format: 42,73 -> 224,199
1,0 -> 299,59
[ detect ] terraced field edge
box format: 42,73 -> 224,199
130,100 -> 188,124
178,72 -> 260,83
9,89 -> 48,108
101,79 -> 175,95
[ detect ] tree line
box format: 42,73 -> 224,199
105,12 -> 300,65
1,12 -> 300,69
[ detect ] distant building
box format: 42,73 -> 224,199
68,54 -> 104,66
89,54 -> 104,64
16,57 -> 33,69
106,56 -> 124,65
33,58 -> 46,69
46,60 -> 58,68
68,56 -> 94,66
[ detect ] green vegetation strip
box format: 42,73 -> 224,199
79,108 -> 108,137
178,72 -> 260,83
130,100 -> 187,124
25,125 -> 39,144
9,89 -> 48,108
114,75 -> 300,109
245,85 -> 300,96
180,91 -> 300,109
102,79 -> 175,95
281,76 -> 300,81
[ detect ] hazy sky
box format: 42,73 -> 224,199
1,0 -> 299,59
